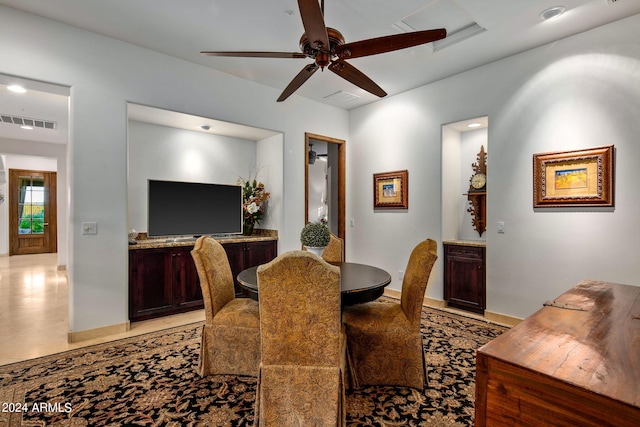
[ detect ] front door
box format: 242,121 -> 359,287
9,169 -> 57,255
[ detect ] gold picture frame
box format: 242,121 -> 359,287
374,170 -> 408,209
533,145 -> 614,207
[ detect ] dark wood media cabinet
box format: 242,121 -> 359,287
129,235 -> 277,322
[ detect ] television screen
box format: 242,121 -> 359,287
148,179 -> 243,237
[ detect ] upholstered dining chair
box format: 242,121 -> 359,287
255,250 -> 346,426
190,236 -> 261,377
322,232 -> 345,264
342,238 -> 438,390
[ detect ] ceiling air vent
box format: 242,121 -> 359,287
0,114 -> 57,130
323,91 -> 360,103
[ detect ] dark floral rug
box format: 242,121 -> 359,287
0,301 -> 508,426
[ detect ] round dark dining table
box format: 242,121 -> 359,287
237,262 -> 391,306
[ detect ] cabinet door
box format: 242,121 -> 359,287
129,249 -> 174,321
223,242 -> 247,296
245,240 -> 278,268
444,245 -> 485,313
173,246 -> 203,309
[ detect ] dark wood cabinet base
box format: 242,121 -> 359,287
129,238 -> 277,322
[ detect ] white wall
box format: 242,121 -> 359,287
349,13 -> 640,319
0,5 -> 348,333
255,133 -> 284,249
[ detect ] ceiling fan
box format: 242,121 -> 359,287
201,0 -> 447,102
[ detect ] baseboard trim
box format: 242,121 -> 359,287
68,321 -> 131,344
424,297 -> 447,308
484,311 -> 521,327
383,288 -> 401,299
383,289 -> 521,327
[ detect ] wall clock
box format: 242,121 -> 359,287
467,146 -> 487,236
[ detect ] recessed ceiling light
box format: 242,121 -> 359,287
7,85 -> 27,93
20,125 -> 34,130
467,123 -> 482,128
540,6 -> 566,21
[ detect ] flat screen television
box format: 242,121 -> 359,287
148,179 -> 243,237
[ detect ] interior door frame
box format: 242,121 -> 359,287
8,169 -> 58,255
304,132 -> 345,241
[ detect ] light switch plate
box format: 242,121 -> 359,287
82,222 -> 97,235
497,221 -> 505,233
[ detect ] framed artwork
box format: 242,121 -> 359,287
533,145 -> 614,207
373,170 -> 408,209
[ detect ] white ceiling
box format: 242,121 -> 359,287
1,0 -> 639,144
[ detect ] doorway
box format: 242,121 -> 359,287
304,132 -> 345,241
9,169 -> 57,255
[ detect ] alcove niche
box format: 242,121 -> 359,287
126,103 -> 284,246
441,116 -> 488,242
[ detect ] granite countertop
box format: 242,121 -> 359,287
442,239 -> 486,248
129,229 -> 278,250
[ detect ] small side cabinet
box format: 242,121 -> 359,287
443,241 -> 486,314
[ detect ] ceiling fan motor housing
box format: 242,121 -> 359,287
300,27 -> 345,68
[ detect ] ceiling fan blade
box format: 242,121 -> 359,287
328,60 -> 387,98
201,51 -> 307,59
298,0 -> 330,50
277,63 -> 319,102
335,28 -> 447,59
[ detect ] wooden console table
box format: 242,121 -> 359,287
475,280 -> 640,426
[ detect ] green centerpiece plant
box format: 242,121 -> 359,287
300,222 -> 330,256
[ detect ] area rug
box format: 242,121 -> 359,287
0,302 -> 508,426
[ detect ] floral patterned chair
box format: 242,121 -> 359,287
190,236 -> 261,377
322,232 -> 344,264
255,250 -> 346,426
342,238 -> 438,389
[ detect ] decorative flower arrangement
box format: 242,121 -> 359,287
300,222 -> 330,248
238,175 -> 270,235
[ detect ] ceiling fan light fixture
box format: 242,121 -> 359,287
540,6 -> 566,21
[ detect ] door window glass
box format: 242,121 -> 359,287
18,176 -> 45,235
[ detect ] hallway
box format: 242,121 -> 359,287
0,253 -> 203,365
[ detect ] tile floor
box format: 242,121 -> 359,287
0,253 -> 204,366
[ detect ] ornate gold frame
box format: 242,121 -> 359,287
533,145 -> 614,208
374,170 -> 408,209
